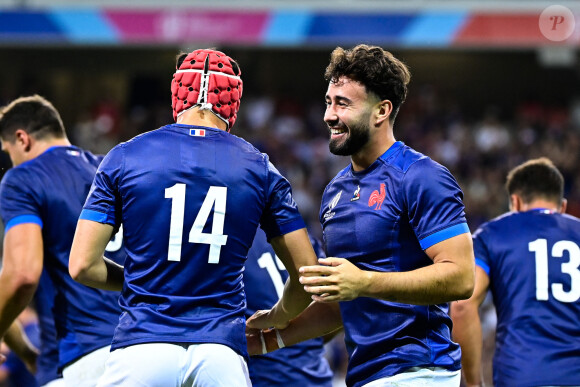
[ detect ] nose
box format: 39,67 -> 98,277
324,104 -> 338,126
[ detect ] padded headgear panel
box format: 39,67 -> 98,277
171,49 -> 243,130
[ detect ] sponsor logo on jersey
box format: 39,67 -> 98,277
189,129 -> 206,136
351,185 -> 360,201
324,190 -> 342,220
67,150 -> 80,156
368,183 -> 386,210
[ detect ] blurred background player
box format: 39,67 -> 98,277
0,95 -> 126,386
451,157 -> 580,387
69,48 -> 319,386
245,228 -> 333,387
248,44 -> 474,387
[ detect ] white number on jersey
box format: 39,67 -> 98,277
165,183 -> 228,264
529,238 -> 580,302
257,252 -> 286,298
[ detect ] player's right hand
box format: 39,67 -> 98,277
246,309 -> 274,330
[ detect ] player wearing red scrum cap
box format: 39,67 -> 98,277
68,48 -> 319,386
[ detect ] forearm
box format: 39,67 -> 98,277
72,256 -> 123,292
451,301 -> 483,386
0,274 -> 37,338
3,321 -> 38,363
267,276 -> 312,328
362,261 -> 471,305
263,302 -> 343,351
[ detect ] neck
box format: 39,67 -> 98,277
29,137 -> 71,160
520,200 -> 560,212
351,126 -> 396,172
177,107 -> 227,131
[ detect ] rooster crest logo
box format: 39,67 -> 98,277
368,183 -> 386,210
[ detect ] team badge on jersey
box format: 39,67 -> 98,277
351,185 -> 360,201
324,190 -> 342,220
368,183 -> 386,210
189,128 -> 206,137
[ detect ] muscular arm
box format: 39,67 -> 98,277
69,219 -> 123,291
0,224 -> 43,339
300,232 -> 475,304
247,301 -> 342,355
450,266 -> 489,387
258,228 -> 320,328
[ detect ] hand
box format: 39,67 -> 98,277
245,327 -> 264,356
0,353 -> 5,366
299,258 -> 368,302
246,309 -> 289,330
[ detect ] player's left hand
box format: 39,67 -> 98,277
245,327 -> 264,356
299,258 -> 369,302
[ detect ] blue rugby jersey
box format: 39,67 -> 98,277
0,146 -> 125,369
474,209 -> 580,387
245,228 -> 333,387
319,141 -> 469,387
80,124 -> 305,359
34,270 -> 60,385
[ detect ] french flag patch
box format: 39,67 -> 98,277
189,129 -> 206,137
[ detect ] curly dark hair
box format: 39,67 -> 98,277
506,157 -> 564,205
325,44 -> 411,123
0,95 -> 65,141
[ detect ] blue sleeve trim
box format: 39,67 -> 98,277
419,222 -> 470,250
475,258 -> 490,276
268,218 -> 307,240
5,215 -> 43,233
79,209 -> 114,225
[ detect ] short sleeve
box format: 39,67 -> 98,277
403,158 -> 469,250
472,226 -> 491,276
259,160 -> 305,239
79,144 -> 124,227
0,169 -> 43,232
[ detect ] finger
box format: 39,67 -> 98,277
311,293 -> 339,303
299,265 -> 332,275
318,257 -> 344,267
299,275 -> 332,285
303,285 -> 336,295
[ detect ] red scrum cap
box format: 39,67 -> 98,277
171,49 -> 243,130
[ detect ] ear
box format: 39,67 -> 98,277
559,198 -> 567,214
509,194 -> 522,212
374,100 -> 393,126
14,129 -> 32,151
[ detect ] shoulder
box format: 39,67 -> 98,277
382,143 -> 432,174
0,165 -> 34,190
473,212 -> 516,239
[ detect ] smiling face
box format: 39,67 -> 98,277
324,77 -> 377,157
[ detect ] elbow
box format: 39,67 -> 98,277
456,269 -> 475,301
6,271 -> 39,300
68,257 -> 88,284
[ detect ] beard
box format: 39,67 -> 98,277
328,119 -> 371,156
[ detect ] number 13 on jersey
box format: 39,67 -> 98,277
165,183 -> 228,264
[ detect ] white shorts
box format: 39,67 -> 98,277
62,345 -> 111,387
362,367 -> 461,387
41,378 -> 65,387
96,342 -> 251,387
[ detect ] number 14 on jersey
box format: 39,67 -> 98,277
165,184 -> 228,264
